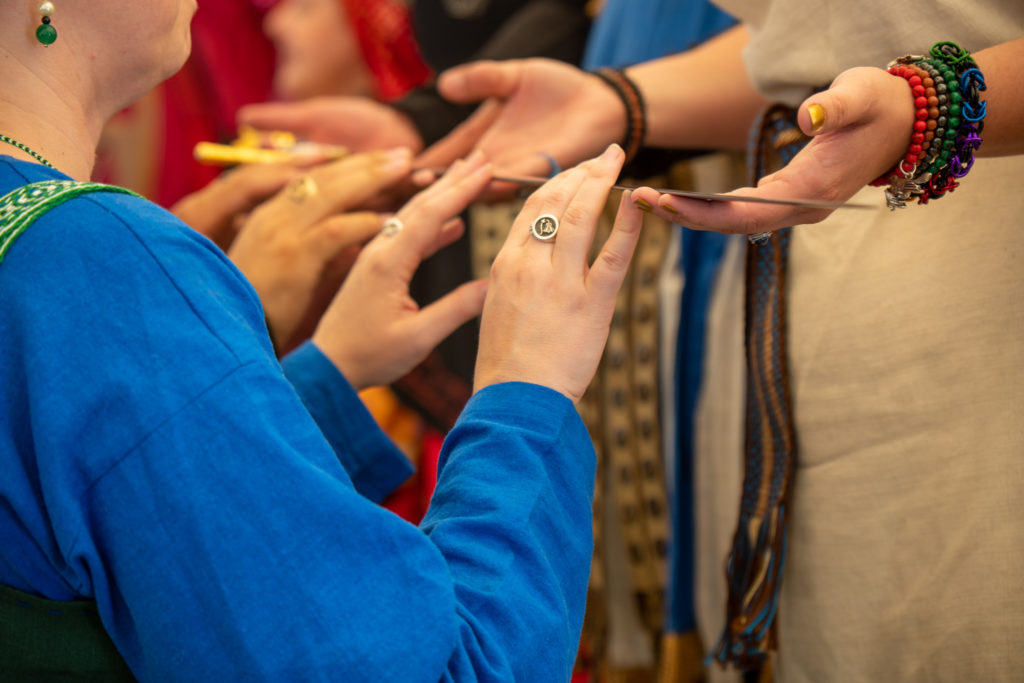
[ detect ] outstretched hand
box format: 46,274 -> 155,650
312,153 -> 492,391
630,67 -> 914,233
237,96 -> 424,154
437,59 -> 627,179
474,144 -> 643,403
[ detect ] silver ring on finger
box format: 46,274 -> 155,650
381,216 -> 404,237
528,213 -> 559,242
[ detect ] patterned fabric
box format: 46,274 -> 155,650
0,181 -> 139,263
712,105 -> 807,668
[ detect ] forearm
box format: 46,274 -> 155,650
626,25 -> 767,151
973,37 -> 1024,157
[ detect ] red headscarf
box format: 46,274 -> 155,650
339,0 -> 432,101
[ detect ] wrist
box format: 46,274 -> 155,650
310,335 -> 368,392
870,42 -> 987,209
589,67 -> 647,163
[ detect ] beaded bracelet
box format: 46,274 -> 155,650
591,67 -> 647,163
871,41 -> 986,209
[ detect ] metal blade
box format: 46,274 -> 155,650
489,174 -> 875,211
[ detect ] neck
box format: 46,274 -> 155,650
0,52 -> 108,181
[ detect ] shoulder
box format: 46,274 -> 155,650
0,161 -> 281,460
0,166 -> 270,364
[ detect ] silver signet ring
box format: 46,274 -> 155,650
529,214 -> 559,241
381,217 -> 403,237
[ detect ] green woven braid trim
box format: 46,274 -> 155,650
0,180 -> 142,263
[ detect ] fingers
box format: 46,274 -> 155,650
403,279 -> 489,356
797,67 -> 894,136
310,149 -> 412,211
438,60 -> 523,104
629,185 -> 827,235
415,99 -> 504,171
389,153 -> 492,258
312,212 -> 383,257
514,167 -> 588,249
588,193 -> 643,301
226,163 -> 304,206
422,217 -> 466,260
550,144 -> 625,269
237,101 -> 315,137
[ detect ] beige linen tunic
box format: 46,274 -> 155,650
695,2 -> 1024,681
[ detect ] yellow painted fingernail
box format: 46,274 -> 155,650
661,203 -> 678,215
634,198 -> 653,213
808,103 -> 826,133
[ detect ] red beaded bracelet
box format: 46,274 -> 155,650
870,63 -> 939,185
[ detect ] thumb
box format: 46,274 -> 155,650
797,67 -> 881,137
438,60 -> 523,104
237,101 -> 316,137
406,279 -> 488,350
416,98 -> 503,170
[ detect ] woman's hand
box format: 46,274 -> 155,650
474,144 -> 643,404
630,66 -> 915,233
171,163 -> 302,249
229,149 -> 413,348
311,153 -> 492,391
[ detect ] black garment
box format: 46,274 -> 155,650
394,0 -> 591,408
394,0 -> 592,146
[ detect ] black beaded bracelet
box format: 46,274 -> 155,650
591,67 -> 647,163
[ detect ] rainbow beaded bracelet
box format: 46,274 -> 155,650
872,41 -> 986,209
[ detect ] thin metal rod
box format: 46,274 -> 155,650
485,173 -> 875,211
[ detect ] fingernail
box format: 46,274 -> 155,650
661,203 -> 678,215
634,198 -> 653,213
604,143 -> 623,159
808,103 -> 826,133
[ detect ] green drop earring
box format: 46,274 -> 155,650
36,2 -> 57,46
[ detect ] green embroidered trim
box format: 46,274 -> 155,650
0,180 -> 142,263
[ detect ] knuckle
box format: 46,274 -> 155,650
597,247 -> 630,272
560,204 -> 589,227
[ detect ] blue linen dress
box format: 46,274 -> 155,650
0,155 -> 595,681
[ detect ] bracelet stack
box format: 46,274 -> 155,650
591,67 -> 647,163
870,41 -> 986,210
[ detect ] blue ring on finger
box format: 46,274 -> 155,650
539,153 -> 561,178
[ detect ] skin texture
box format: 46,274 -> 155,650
473,144 -> 644,403
629,38 -> 1024,234
0,0 -> 198,180
315,146 -> 643,400
433,30 -> 1024,234
238,96 -> 426,154
227,149 -> 414,349
264,0 -> 373,101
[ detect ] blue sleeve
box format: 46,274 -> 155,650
281,342 -> 414,502
2,186 -> 596,680
77,379 -> 594,682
